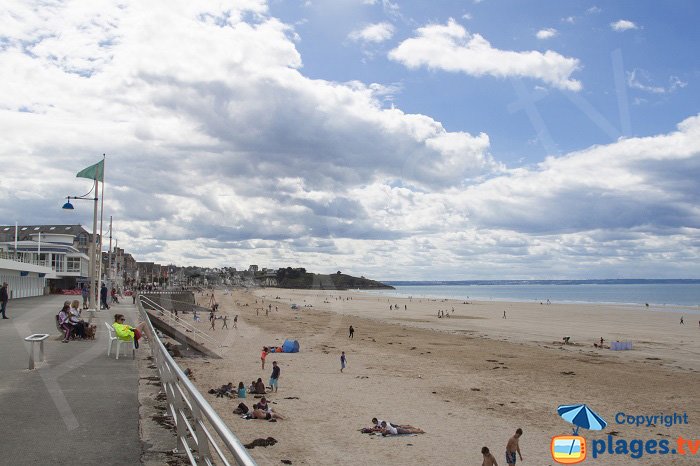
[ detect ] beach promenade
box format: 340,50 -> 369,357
0,295 -> 141,465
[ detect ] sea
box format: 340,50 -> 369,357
364,280 -> 700,308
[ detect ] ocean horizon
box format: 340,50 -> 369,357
368,280 -> 700,307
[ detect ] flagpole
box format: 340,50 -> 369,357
97,154 -> 105,308
90,176 -> 99,311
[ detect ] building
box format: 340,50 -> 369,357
0,250 -> 53,299
0,230 -> 90,291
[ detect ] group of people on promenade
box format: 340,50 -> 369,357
57,299 -> 93,342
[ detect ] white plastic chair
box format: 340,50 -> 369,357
104,322 -> 135,360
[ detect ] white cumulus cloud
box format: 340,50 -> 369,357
348,22 -> 395,43
611,19 -> 638,31
389,19 -> 581,91
536,28 -> 558,40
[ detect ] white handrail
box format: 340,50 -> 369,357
138,295 -> 256,466
139,295 -> 223,349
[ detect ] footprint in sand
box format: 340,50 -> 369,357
560,371 -> 576,376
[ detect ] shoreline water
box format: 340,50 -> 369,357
362,282 -> 700,307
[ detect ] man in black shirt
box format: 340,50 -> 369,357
269,361 -> 280,393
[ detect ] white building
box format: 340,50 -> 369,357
0,232 -> 90,292
0,252 -> 53,299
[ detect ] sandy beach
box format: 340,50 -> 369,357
177,288 -> 700,465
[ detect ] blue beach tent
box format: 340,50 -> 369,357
281,339 -> 300,353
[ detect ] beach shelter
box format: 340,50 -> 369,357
281,339 -> 300,353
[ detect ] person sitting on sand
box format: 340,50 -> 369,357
252,408 -> 285,420
379,421 -> 424,435
371,417 -> 387,431
237,382 -> 247,399
254,378 -> 266,394
482,446 -> 498,466
254,397 -> 269,411
248,380 -> 256,393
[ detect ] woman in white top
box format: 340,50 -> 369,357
69,299 -> 86,339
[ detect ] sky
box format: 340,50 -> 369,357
1,0 -> 699,280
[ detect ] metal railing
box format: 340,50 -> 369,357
139,295 -> 224,349
0,251 -> 50,268
138,295 -> 256,466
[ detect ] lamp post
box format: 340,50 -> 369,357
63,182 -> 100,313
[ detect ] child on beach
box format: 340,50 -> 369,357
261,346 -> 268,369
505,428 -> 523,465
340,351 -> 347,372
481,446 -> 498,466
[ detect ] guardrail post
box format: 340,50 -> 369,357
190,400 -> 212,462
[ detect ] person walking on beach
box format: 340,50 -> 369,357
505,428 -> 523,465
0,282 -> 9,319
503,310 -> 507,319
233,314 -> 238,328
222,315 -> 228,329
348,325 -> 354,339
481,446 -> 498,466
340,351 -> 347,373
261,347 -> 268,370
269,361 -> 280,392
680,316 -> 685,325
209,311 -> 216,330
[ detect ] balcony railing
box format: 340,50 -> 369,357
0,251 -> 50,268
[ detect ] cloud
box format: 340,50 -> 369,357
536,28 -> 558,40
586,6 -> 601,14
611,19 -> 638,31
2,1 -> 699,279
348,22 -> 395,43
627,69 -> 688,94
389,19 -> 582,91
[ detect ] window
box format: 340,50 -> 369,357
78,234 -> 87,247
67,257 -> 81,272
51,254 -> 65,272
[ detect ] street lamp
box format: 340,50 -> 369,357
63,184 -> 100,313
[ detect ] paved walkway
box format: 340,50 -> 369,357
0,295 -> 142,465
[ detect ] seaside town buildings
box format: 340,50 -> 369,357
0,224 -> 301,303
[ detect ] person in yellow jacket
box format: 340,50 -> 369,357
113,314 -> 146,348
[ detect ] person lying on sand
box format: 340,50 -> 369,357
380,421 -> 424,435
252,408 -> 285,420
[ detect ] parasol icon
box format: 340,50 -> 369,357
557,404 -> 607,456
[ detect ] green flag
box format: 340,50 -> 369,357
76,160 -> 104,181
